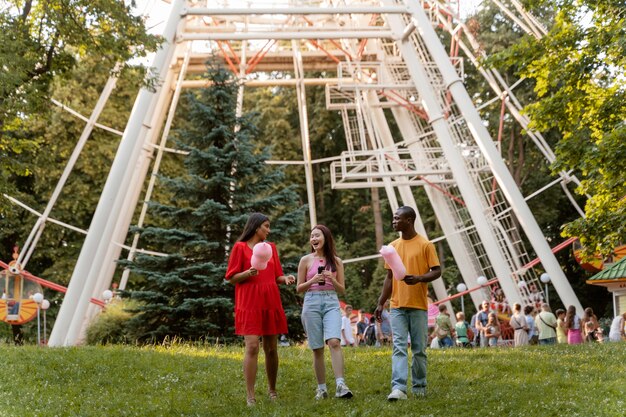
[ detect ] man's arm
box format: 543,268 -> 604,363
403,266 -> 441,285
374,270 -> 393,322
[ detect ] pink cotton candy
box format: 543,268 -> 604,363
380,245 -> 406,280
251,242 -> 272,270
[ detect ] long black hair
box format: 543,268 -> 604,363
237,213 -> 269,242
311,224 -> 338,272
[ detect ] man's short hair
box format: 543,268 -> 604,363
397,206 -> 416,223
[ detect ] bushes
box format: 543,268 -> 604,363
85,299 -> 139,345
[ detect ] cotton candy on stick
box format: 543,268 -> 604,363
380,245 -> 406,281
251,242 -> 272,270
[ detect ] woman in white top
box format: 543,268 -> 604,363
608,312 -> 626,342
509,303 -> 529,347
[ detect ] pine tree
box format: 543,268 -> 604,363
120,64 -> 303,343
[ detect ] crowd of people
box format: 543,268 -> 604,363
428,301 -> 626,349
224,209 -> 625,406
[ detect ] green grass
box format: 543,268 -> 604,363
0,342 -> 624,416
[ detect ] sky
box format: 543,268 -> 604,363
132,0 -> 484,37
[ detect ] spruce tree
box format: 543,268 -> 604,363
120,64 -> 303,343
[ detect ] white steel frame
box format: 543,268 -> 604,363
22,0 -> 583,346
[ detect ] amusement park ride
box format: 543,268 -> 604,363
2,0 -> 609,345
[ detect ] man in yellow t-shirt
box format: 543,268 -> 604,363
375,206 -> 441,401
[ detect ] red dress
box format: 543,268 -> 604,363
225,241 -> 289,336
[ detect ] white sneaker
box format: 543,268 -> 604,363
315,388 -> 328,400
387,388 -> 408,401
335,383 -> 353,399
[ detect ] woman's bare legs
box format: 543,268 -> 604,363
243,335 -> 260,402
312,347 -> 326,384
327,338 -> 344,378
262,335 -> 279,396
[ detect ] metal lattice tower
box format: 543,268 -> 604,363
36,0 -> 584,346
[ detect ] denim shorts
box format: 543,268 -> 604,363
301,291 -> 342,350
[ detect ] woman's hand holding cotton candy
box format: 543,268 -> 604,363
251,242 -> 272,270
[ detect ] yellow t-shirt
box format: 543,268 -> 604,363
384,234 -> 440,310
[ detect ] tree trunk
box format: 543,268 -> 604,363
371,187 -> 384,252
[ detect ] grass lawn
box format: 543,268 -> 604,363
0,342 -> 624,416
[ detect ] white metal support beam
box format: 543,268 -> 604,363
292,40 -> 317,228
48,0 -> 187,347
16,63 -> 122,271
383,0 -> 523,306
390,106 -> 484,308
404,0 -> 582,312
363,90 -> 454,313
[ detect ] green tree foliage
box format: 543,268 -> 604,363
0,0 -> 158,213
489,0 -> 626,258
0,56 -> 146,334
120,65 -> 304,343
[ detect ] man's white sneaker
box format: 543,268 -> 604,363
315,388 -> 328,400
387,388 -> 408,401
335,383 -> 353,399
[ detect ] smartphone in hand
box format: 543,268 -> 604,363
317,261 -> 325,286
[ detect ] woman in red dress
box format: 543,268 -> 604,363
225,213 -> 295,406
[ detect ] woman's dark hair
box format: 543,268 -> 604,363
564,305 -> 577,329
238,213 -> 270,242
311,224 -> 338,272
523,305 -> 534,315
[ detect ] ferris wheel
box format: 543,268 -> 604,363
2,0 -> 586,346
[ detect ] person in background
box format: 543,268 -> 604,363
608,312 -> 626,342
584,321 -> 599,343
555,308 -> 567,344
469,312 -> 479,346
377,300 -> 392,346
524,305 -> 538,345
363,317 -> 378,346
356,313 -> 368,346
535,303 -> 558,345
581,307 -> 600,340
341,305 -> 357,347
297,224 -> 353,400
484,312 -> 500,347
509,303 -> 529,347
434,304 -> 455,348
564,305 -> 583,345
225,213 -> 295,406
594,327 -> 605,343
374,206 -> 441,401
454,312 -> 472,347
475,301 -> 490,347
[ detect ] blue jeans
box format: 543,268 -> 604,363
301,291 -> 342,350
438,335 -> 453,348
539,337 -> 556,345
390,308 -> 427,393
